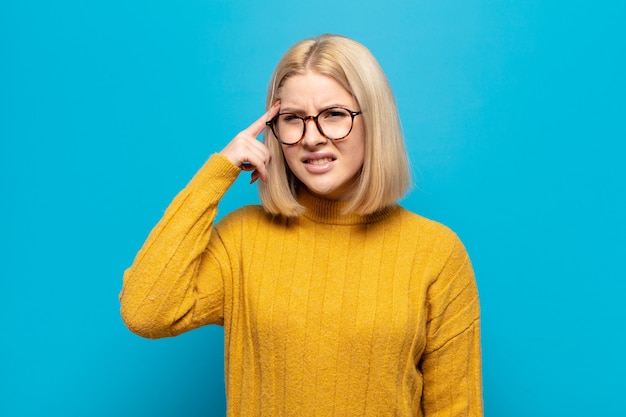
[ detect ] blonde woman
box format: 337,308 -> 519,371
121,34 -> 483,416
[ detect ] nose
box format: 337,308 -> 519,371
301,116 -> 327,147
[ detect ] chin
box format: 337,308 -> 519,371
307,184 -> 350,201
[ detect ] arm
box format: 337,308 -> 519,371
120,154 -> 239,338
420,234 -> 483,416
120,102 -> 280,339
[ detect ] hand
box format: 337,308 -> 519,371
219,101 -> 281,184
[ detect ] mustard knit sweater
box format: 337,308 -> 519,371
120,154 -> 483,416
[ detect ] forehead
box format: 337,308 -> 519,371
278,71 -> 356,110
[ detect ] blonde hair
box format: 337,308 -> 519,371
259,34 -> 410,216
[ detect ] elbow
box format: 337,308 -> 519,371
120,306 -> 154,339
120,301 -> 171,340
119,275 -> 173,339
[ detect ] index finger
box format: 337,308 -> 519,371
243,101 -> 281,138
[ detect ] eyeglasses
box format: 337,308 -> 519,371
266,106 -> 362,145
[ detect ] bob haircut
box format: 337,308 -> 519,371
259,34 -> 411,217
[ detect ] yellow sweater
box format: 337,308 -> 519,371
120,154 -> 483,416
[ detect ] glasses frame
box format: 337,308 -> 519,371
266,106 -> 362,146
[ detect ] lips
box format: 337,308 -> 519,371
305,157 -> 334,165
301,152 -> 337,173
302,152 -> 336,164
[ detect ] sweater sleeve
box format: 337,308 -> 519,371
119,153 -> 242,339
420,233 -> 483,416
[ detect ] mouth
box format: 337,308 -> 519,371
301,153 -> 337,173
304,157 -> 335,165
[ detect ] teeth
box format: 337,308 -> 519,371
307,158 -> 332,165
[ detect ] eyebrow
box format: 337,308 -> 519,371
279,104 -> 352,114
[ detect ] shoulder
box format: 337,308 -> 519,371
394,207 -> 461,243
209,205 -> 268,247
216,204 -> 268,227
216,204 -> 290,233
390,207 -> 470,263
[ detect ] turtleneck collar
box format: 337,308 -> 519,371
298,189 -> 397,225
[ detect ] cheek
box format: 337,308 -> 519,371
349,133 -> 366,166
350,122 -> 366,157
281,146 -> 298,170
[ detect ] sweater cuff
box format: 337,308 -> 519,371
186,153 -> 242,198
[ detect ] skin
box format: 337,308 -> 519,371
278,71 -> 365,201
220,70 -> 365,201
220,101 -> 280,184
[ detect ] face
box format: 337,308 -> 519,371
277,71 -> 365,201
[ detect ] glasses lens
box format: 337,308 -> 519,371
275,114 -> 303,145
273,108 -> 355,144
317,108 -> 353,140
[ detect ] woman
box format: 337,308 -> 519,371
120,34 -> 483,416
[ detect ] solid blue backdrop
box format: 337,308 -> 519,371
1,1 -> 624,416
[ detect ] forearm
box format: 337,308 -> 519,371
119,154 -> 241,338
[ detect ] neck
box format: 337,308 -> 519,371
298,188 -> 396,225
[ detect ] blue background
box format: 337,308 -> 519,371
1,1 -> 625,416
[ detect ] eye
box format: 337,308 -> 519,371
279,113 -> 301,124
321,108 -> 350,120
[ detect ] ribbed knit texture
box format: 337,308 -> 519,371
120,154 -> 483,416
